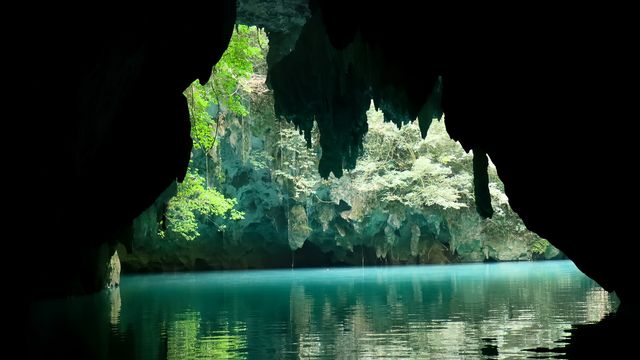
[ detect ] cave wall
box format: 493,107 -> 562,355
17,3 -> 236,299
266,1 -> 638,306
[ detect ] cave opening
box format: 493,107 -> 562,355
122,33 -> 568,271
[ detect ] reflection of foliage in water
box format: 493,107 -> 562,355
167,311 -> 247,360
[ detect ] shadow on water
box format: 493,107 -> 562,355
28,288 -> 137,360
27,261 -> 628,359
525,308 -> 636,359
481,337 -> 499,358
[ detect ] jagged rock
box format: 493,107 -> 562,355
237,0 -> 310,66
410,224 -> 420,257
106,251 -> 121,289
544,245 -> 561,260
288,205 -> 310,250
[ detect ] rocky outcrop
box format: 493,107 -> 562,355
124,175 -> 560,271
106,251 -> 121,289
237,0 -> 310,66
288,205 -> 311,250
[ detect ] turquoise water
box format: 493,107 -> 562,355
29,261 -> 617,359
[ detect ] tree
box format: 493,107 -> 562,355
162,169 -> 243,241
347,106 -> 473,212
273,125 -> 320,199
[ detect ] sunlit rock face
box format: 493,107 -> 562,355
106,251 -> 121,289
266,2 -> 638,306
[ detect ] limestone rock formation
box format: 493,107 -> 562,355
123,85 -> 559,270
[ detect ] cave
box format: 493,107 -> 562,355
18,0 -> 637,357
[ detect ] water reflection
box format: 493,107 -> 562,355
109,287 -> 121,327
30,261 -> 617,359
165,311 -> 246,360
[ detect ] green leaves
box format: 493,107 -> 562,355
531,238 -> 551,255
164,171 -> 244,241
353,108 -> 473,211
162,26 -> 264,241
210,25 -> 264,117
274,126 -> 320,199
185,25 -> 265,152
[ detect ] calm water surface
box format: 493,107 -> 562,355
30,261 -> 617,359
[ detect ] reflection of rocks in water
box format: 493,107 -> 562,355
562,312 -> 631,358
481,337 -> 499,357
585,288 -> 616,323
109,287 -> 121,326
31,263 -> 618,359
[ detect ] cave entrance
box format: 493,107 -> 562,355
25,2 -> 631,358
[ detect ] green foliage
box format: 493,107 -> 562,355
167,312 -> 246,360
185,25 -> 265,152
187,85 -> 216,151
265,103 -> 550,258
163,170 -> 244,241
161,24 -> 551,260
270,105 -> 475,212
161,26 -> 266,241
273,126 -> 320,199
271,105 -> 476,212
351,107 -> 473,211
211,24 -> 265,117
531,238 -> 551,255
